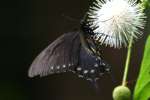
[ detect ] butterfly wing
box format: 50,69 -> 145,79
75,46 -> 111,81
28,32 -> 81,77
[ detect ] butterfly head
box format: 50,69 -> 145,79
80,20 -> 95,36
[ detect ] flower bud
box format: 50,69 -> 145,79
113,85 -> 131,100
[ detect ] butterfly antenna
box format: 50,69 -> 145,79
61,13 -> 79,22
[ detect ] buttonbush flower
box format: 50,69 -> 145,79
87,0 -> 146,48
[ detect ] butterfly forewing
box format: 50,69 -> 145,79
28,32 -> 81,77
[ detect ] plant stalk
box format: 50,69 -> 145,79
122,35 -> 134,86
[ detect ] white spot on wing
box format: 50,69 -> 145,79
68,64 -> 71,67
78,75 -> 83,78
90,69 -> 95,73
51,66 -> 54,70
87,78 -> 92,81
83,70 -> 88,74
63,65 -> 66,68
106,68 -> 110,71
94,63 -> 98,67
57,66 -> 60,69
77,67 -> 82,71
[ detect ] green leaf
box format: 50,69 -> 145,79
134,35 -> 150,100
141,0 -> 150,8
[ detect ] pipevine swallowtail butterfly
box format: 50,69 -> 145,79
28,14 -> 111,87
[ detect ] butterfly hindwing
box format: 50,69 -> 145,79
28,32 -> 81,77
75,46 -> 111,81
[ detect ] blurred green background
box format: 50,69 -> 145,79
0,0 -> 149,100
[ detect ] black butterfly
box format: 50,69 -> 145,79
28,19 -> 111,84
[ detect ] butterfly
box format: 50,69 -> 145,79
28,18 -> 111,86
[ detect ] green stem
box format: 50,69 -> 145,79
122,35 -> 134,86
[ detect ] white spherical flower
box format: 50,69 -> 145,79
87,0 -> 146,48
